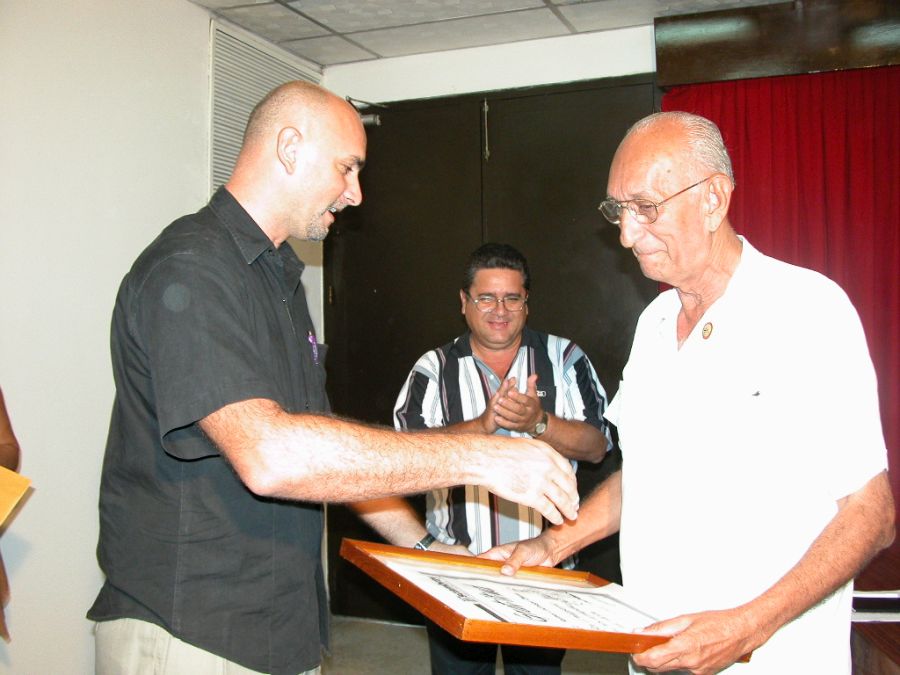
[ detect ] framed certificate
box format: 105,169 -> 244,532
340,538 -> 669,654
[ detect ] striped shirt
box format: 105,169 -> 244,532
394,327 -> 611,555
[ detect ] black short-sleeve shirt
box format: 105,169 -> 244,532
88,188 -> 330,674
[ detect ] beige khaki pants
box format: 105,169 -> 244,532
95,618 -> 321,675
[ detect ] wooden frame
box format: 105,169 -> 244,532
340,538 -> 669,655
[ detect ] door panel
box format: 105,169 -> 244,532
324,98 -> 483,622
483,83 -> 657,399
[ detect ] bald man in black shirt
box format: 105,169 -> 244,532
88,81 -> 580,675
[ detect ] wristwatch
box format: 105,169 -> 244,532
532,411 -> 549,437
414,533 -> 436,551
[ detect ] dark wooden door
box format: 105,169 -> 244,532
325,76 -> 658,622
323,97 -> 484,623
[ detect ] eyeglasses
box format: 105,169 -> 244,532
465,293 -> 527,313
598,175 -> 715,225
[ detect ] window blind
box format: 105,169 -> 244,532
211,25 -> 321,192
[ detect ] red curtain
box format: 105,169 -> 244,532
662,66 -> 899,522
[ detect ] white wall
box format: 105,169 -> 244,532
0,1 -> 649,670
0,0 -> 210,671
323,25 -> 655,102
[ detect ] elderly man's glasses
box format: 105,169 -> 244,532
598,175 -> 715,225
466,293 -> 527,313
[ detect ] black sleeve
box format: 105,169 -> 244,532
133,251 -> 281,459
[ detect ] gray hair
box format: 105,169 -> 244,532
627,112 -> 735,184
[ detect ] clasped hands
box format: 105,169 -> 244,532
470,373 -> 582,525
479,374 -> 544,435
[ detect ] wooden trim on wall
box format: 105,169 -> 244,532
655,0 -> 900,87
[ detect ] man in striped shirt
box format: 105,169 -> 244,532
354,242 -> 611,675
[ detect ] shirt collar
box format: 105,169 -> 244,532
209,187 -> 275,265
724,235 -> 759,297
652,236 -> 761,341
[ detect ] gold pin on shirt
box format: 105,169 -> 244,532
702,322 -> 713,339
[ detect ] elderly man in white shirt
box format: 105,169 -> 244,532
484,111 -> 895,675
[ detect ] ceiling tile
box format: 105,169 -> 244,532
281,36 -> 378,66
557,0 -> 662,31
219,3 -> 329,42
286,0 -> 545,33
352,8 -> 570,58
196,0 -> 798,67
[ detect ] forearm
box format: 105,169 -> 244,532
352,497 -> 472,555
0,444 -> 18,472
410,417 -> 488,435
543,469 -> 622,562
738,471 -> 895,648
200,397 -> 580,526
202,400 -> 481,501
0,389 -> 20,472
485,469 -> 622,574
541,416 -> 608,462
352,497 -> 429,547
434,409 -> 609,463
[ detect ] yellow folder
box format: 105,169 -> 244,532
0,466 -> 30,526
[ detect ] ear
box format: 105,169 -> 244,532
460,289 -> 468,315
705,174 -> 733,232
276,126 -> 302,175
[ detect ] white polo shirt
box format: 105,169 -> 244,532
606,238 -> 888,673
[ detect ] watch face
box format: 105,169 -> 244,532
533,411 -> 548,436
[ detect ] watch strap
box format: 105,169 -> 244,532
414,533 -> 436,551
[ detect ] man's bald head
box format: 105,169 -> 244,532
242,81 -> 344,147
622,111 -> 735,184
226,81 -> 366,247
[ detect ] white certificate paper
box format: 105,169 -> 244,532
380,556 -> 657,632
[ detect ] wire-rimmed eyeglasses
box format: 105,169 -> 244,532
598,175 -> 715,225
465,293 -> 527,313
